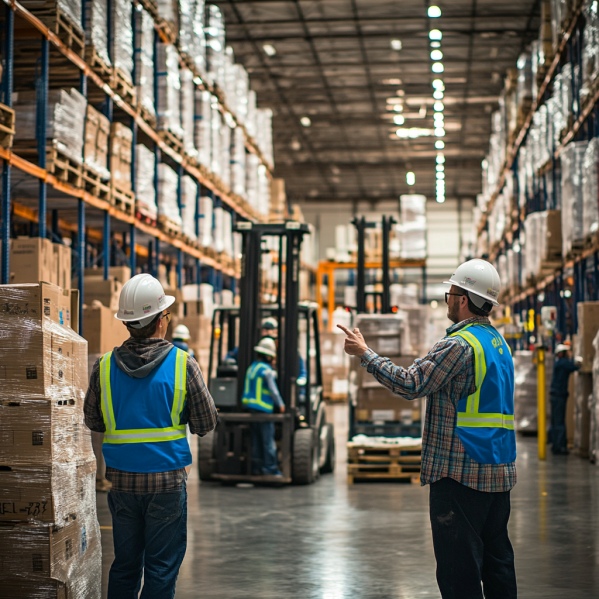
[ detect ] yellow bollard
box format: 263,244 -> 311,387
537,346 -> 547,460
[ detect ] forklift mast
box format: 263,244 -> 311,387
352,215 -> 396,314
234,222 -> 310,407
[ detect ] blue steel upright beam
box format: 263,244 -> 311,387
37,38 -> 49,239
1,5 -> 14,284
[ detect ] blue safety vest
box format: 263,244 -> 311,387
242,361 -> 275,413
99,347 -> 191,473
450,323 -> 516,465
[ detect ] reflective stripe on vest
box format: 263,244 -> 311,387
451,325 -> 515,431
99,350 -> 188,444
242,361 -> 274,411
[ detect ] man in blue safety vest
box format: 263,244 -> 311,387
242,336 -> 286,476
172,323 -> 196,359
339,259 -> 517,599
84,273 -> 218,599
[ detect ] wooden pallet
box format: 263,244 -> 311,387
111,68 -> 136,107
158,129 -> 184,153
137,102 -> 157,128
0,104 -> 15,149
347,443 -> 422,485
17,144 -> 85,186
323,392 -> 347,403
156,17 -> 177,44
110,185 -> 135,215
82,167 -> 110,201
23,4 -> 85,57
138,0 -> 159,19
84,45 -> 113,81
135,207 -> 157,227
158,214 -> 182,238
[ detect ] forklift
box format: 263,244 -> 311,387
198,222 -> 335,484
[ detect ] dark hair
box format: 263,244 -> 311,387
126,313 -> 162,339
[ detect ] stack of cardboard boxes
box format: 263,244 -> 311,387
109,123 -> 133,192
83,105 -> 111,178
321,331 -> 350,399
0,282 -> 101,597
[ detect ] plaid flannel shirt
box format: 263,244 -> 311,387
361,316 -> 517,493
84,339 -> 218,493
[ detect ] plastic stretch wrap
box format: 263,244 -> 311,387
220,121 -> 232,188
180,69 -> 197,159
134,8 -> 155,118
205,4 -> 225,86
181,175 -> 198,241
496,255 -> 508,294
191,0 -> 207,74
506,248 -> 520,290
550,0 -> 564,51
109,123 -> 133,190
178,0 -> 194,56
156,44 -> 183,138
0,510 -> 102,598
222,47 -> 236,109
257,164 -> 270,216
198,196 -> 213,247
14,89 -> 86,165
399,194 -> 427,259
246,153 -> 259,211
582,0 -> 599,100
157,0 -> 178,28
516,51 -> 533,107
561,141 -> 588,256
488,193 -> 506,248
20,0 -> 83,33
255,108 -> 274,167
559,63 -> 575,126
523,212 -> 541,279
591,330 -> 599,463
194,90 -> 212,169
514,350 -> 553,433
246,90 -> 257,138
582,137 -> 599,238
231,125 -> 246,198
84,0 -> 110,66
134,144 -> 157,218
234,64 -> 250,123
158,163 -> 182,227
213,206 -> 225,253
210,101 -> 222,177
111,0 -> 133,82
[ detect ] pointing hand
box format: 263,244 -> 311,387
337,324 -> 369,357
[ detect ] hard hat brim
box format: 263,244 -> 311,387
115,294 -> 176,322
254,346 -> 277,358
442,279 -> 500,307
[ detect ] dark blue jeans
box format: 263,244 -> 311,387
430,477 -> 517,599
550,393 -> 568,454
250,418 -> 281,475
107,484 -> 187,599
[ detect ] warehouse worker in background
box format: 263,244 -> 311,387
172,323 -> 196,359
549,343 -> 581,455
242,336 -> 285,476
339,259 -> 517,599
84,274 -> 218,599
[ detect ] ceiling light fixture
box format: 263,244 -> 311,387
432,78 -> 445,90
436,154 -> 446,164
391,39 -> 403,50
433,90 -> 444,100
436,196 -> 446,204
406,172 -> 416,186
382,78 -> 403,85
263,44 -> 277,57
434,101 -> 445,112
393,114 -> 405,125
429,29 -> 443,40
393,104 -> 404,112
430,49 -> 443,61
428,6 -> 442,18
436,164 -> 444,172
436,172 -> 445,180
432,62 -> 445,73
300,116 -> 311,127
430,41 -> 441,48
435,140 -> 445,149
435,127 -> 446,137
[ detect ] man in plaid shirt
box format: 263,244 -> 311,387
339,259 -> 517,599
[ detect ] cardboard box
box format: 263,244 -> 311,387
84,265 -> 131,284
355,385 -> 420,423
165,287 -> 184,318
355,313 -> 404,336
574,371 -> 593,457
82,276 -> 122,310
0,282 -> 72,328
70,289 -> 80,334
53,243 -> 72,292
84,104 -> 99,165
0,458 -> 96,524
10,237 -> 56,285
181,314 -> 212,351
575,302 -> 599,372
0,398 -> 93,465
83,303 -> 129,354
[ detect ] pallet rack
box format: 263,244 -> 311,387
0,0 -> 274,334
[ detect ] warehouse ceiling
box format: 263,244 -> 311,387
213,0 -> 541,206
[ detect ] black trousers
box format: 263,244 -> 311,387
429,477 -> 517,599
550,393 -> 568,454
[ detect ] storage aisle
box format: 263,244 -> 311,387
96,404 -> 599,599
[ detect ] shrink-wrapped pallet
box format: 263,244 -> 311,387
194,90 -> 212,169
192,0 -> 207,74
158,163 -> 182,228
246,153 -> 260,211
213,206 -> 225,253
231,125 -> 246,198
205,3 -> 226,86
246,89 -> 257,138
582,0 -> 599,101
181,175 -> 198,242
134,7 -> 155,118
256,107 -> 274,166
220,120 -> 232,188
398,194 -> 427,260
84,0 -> 111,67
257,163 -> 270,216
157,0 -> 178,30
156,44 -> 183,138
21,0 -> 83,33
180,69 -> 197,159
198,196 -> 213,247
178,0 -> 195,57
109,123 -> 133,191
561,140 -> 588,256
516,51 -> 533,111
111,0 -> 133,82
582,137 -> 599,239
210,102 -> 222,177
134,144 -> 157,218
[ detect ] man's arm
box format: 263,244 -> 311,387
185,359 -> 219,436
263,369 -> 285,411
83,359 -> 106,433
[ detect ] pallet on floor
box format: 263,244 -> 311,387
0,103 -> 15,149
110,185 -> 135,215
347,441 -> 422,484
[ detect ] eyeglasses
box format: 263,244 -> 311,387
445,292 -> 466,304
162,311 -> 172,324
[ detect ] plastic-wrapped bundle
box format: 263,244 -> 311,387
180,69 -> 197,159
198,196 -> 213,247
514,350 -> 553,433
181,175 -> 198,241
246,153 -> 260,210
179,0 -> 194,56
84,0 -> 110,66
134,7 -> 155,118
156,44 -> 183,138
14,88 -> 86,165
582,0 -> 599,100
582,137 -> 599,238
134,144 -> 157,218
223,46 -> 236,108
205,4 -> 225,86
210,101 -> 222,177
561,141 -> 588,256
550,0 -> 564,51
194,90 -> 212,169
523,212 -> 541,279
220,121 -> 232,188
246,89 -> 257,138
157,0 -> 178,28
158,163 -> 182,227
506,248 -> 520,290
560,63 -> 574,125
488,193 -> 506,248
230,125 -> 246,197
257,163 -> 270,216
222,209 -> 233,256
191,0 -> 207,74
213,206 -> 225,253
516,51 -> 533,109
111,0 -> 133,82
21,0 -> 83,33
256,108 -> 274,166
234,64 -> 250,123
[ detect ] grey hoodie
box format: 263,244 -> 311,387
113,337 -> 174,379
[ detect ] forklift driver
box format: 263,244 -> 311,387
242,337 -> 286,476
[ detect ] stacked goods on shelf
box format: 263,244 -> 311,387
591,330 -> 599,462
111,0 -> 133,85
157,0 -> 178,31
83,105 -> 111,179
156,43 -> 183,140
157,163 -> 183,233
513,350 -> 553,434
320,331 -> 350,399
268,179 -> 286,222
220,119 -> 232,189
21,0 -> 83,37
574,302 -> 599,373
191,0 -> 207,74
398,194 -> 427,259
581,0 -> 599,102
210,101 -> 223,178
255,108 -> 274,167
522,210 -> 562,282
109,123 -> 133,206
134,144 -> 158,219
582,138 -> 599,240
194,90 -> 212,170
134,6 -> 156,120
231,125 -> 247,198
560,141 -> 588,257
213,206 -> 233,255
84,0 -> 111,72
181,175 -> 198,242
205,3 -> 226,87
198,194 -> 214,248
0,282 -> 101,598
573,370 -> 593,458
180,68 -> 197,159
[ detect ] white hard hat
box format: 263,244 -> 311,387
173,324 -> 191,340
115,273 -> 176,328
261,317 -> 278,331
254,337 -> 277,358
555,344 -> 570,354
444,259 -> 501,308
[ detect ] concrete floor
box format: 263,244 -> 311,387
97,404 -> 599,598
